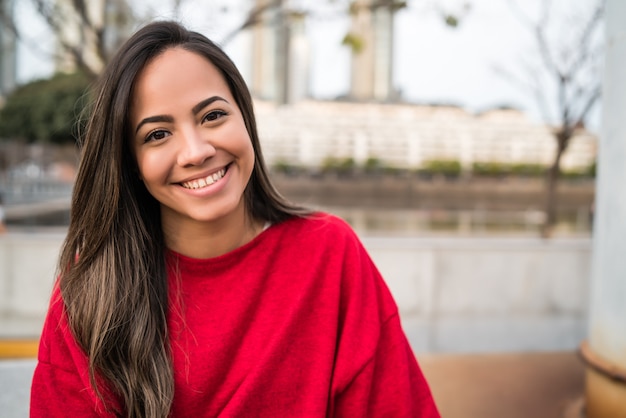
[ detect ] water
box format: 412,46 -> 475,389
3,197 -> 593,237
326,207 -> 592,237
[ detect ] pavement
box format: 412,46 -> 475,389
0,359 -> 36,418
0,344 -> 586,418
419,350 -> 586,418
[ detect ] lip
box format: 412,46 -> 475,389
175,163 -> 232,196
176,164 -> 230,185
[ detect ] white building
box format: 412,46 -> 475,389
1,0 -> 597,172
255,99 -> 596,171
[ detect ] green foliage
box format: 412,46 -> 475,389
562,163 -> 596,180
472,161 -> 511,177
321,157 -> 338,172
273,159 -> 291,173
322,156 -> 356,176
471,161 -> 595,179
392,1 -> 408,11
421,159 -> 462,177
586,160 -> 596,178
383,165 -> 404,176
444,15 -> 459,27
339,157 -> 356,171
510,163 -> 546,177
363,157 -> 383,173
0,72 -> 91,144
341,32 -> 365,54
272,159 -> 301,176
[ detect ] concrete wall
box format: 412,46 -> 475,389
0,232 -> 62,337
364,236 -> 590,353
0,231 -> 591,353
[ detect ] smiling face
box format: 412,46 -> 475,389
130,47 -> 255,234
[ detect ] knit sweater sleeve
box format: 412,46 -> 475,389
30,286 -> 118,418
332,312 -> 440,417
324,216 -> 440,417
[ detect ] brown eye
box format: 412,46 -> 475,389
145,129 -> 170,143
203,110 -> 227,123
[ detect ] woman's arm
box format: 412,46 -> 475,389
325,220 -> 440,417
30,287 -> 119,418
331,312 -> 440,417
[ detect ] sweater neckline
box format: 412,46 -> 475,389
164,220 -> 282,274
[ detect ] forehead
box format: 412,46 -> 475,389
131,47 -> 232,113
140,46 -> 222,81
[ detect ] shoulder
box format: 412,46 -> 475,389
263,212 -> 365,262
278,212 -> 357,241
273,212 -> 364,253
270,212 -> 375,271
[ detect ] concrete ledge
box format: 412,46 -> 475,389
0,232 -> 592,354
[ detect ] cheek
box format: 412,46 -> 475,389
241,137 -> 255,174
136,151 -> 170,184
224,123 -> 255,170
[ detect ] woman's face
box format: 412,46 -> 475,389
130,47 -> 255,230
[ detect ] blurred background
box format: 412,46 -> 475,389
1,1 -> 622,417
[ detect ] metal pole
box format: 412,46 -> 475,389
0,0 -> 17,100
583,1 -> 626,416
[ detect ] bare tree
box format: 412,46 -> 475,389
218,0 -> 283,46
2,0 -> 470,78
499,0 -> 604,237
0,0 -> 197,79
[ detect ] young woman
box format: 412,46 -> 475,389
30,21 -> 439,418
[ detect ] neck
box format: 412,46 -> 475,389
162,204 -> 263,259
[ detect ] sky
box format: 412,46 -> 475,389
13,0 -> 603,131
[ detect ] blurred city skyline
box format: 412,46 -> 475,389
11,0 -> 603,131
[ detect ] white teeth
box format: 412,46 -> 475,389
181,168 -> 226,190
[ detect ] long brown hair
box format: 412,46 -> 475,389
58,20 -> 305,417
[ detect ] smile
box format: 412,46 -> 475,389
180,167 -> 227,190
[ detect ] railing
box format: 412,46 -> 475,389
0,178 -> 72,224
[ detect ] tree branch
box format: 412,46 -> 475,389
565,3 -> 604,83
219,0 -> 283,46
574,85 -> 601,128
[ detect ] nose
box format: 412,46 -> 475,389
177,126 -> 216,167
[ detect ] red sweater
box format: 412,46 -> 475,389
31,213 -> 439,417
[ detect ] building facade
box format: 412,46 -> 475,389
250,0 -> 310,104
255,99 -> 596,171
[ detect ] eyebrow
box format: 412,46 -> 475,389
134,115 -> 174,134
134,96 -> 229,134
